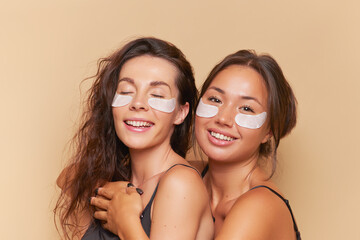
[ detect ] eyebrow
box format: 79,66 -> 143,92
150,81 -> 171,89
208,86 -> 263,106
118,78 -> 170,89
118,77 -> 134,84
241,95 -> 263,107
208,86 -> 225,94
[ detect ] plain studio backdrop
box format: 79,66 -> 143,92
1,1 -> 359,239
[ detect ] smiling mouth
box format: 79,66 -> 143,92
125,120 -> 154,128
209,131 -> 235,141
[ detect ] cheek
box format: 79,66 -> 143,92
153,110 -> 174,123
152,111 -> 178,136
112,109 -> 124,130
194,117 -> 204,132
195,117 -> 209,140
238,127 -> 267,146
112,108 -> 120,121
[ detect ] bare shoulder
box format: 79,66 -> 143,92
216,186 -> 293,239
152,163 -> 209,211
56,163 -> 75,190
158,164 -> 206,195
233,186 -> 287,217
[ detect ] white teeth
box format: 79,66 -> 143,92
210,131 -> 234,141
126,121 -> 153,127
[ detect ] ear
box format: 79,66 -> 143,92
261,130 -> 272,144
174,102 -> 190,125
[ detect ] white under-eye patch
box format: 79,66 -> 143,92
235,112 -> 267,129
112,93 -> 133,107
148,98 -> 176,113
196,98 -> 219,118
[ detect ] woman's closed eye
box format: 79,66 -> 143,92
150,94 -> 164,98
119,91 -> 133,95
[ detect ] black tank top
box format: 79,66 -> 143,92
201,165 -> 301,240
82,163 -> 200,239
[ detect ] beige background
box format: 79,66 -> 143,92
1,0 -> 359,239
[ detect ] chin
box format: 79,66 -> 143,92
121,139 -> 151,150
203,149 -> 230,162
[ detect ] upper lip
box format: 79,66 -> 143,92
207,128 -> 237,139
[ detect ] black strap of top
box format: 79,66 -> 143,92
166,163 -> 202,176
250,185 -> 301,240
201,164 -> 209,178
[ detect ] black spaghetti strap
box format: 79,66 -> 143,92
250,185 -> 301,240
165,163 -> 202,176
146,184 -> 159,207
201,164 -> 209,178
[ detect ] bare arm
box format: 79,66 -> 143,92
149,166 -> 209,239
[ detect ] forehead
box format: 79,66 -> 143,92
119,55 -> 179,87
208,65 -> 268,103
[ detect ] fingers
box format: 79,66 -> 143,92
93,210 -> 107,221
90,196 -> 109,210
94,181 -> 142,202
126,186 -> 143,195
96,187 -> 114,199
95,181 -> 131,198
126,181 -> 143,195
103,181 -> 130,190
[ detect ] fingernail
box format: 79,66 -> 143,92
136,188 -> 143,195
95,188 -> 99,196
127,182 -> 134,187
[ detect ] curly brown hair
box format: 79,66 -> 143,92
54,37 -> 198,239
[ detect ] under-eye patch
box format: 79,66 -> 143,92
235,112 -> 267,129
196,98 -> 267,129
196,98 -> 219,118
112,93 -> 132,107
111,93 -> 176,113
148,98 -> 176,113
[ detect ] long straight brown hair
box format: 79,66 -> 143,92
54,37 -> 198,239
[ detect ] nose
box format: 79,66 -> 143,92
129,94 -> 149,111
215,105 -> 235,127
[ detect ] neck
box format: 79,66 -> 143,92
129,141 -> 176,186
206,154 -> 260,204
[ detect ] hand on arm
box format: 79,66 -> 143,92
91,182 -> 148,240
